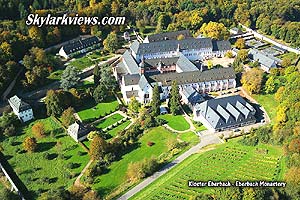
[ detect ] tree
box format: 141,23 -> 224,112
225,51 -> 234,58
199,22 -> 229,40
128,96 -> 140,117
103,32 -> 119,53
237,49 -> 249,63
151,84 -> 160,116
156,14 -> 171,33
281,57 -> 292,68
45,90 -> 64,116
235,38 -> 246,49
23,137 -> 37,152
93,84 -> 108,103
89,135 -> 108,160
241,68 -> 264,94
207,60 -> 213,69
170,80 -> 181,115
0,188 -> 19,200
264,76 -> 277,94
177,34 -> 185,40
60,65 -> 79,90
32,122 -> 45,138
61,107 -> 75,127
83,191 -> 100,200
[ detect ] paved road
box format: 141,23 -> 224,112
239,24 -> 300,54
118,133 -> 221,200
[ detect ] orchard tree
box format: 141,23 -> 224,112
23,137 -> 37,152
61,107 -> 76,127
241,68 -> 264,94
32,122 -> 45,138
170,80 -> 181,115
60,65 -> 80,90
89,135 -> 108,160
151,84 -> 160,116
103,32 -> 119,53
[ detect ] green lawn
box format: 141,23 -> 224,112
0,117 -> 90,199
132,139 -> 285,200
178,132 -> 199,146
107,120 -> 131,138
69,56 -> 95,70
48,69 -> 63,80
158,114 -> 190,131
252,94 -> 278,122
77,98 -> 119,122
95,113 -> 124,129
92,126 -> 177,197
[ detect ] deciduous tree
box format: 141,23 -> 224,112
241,68 -> 264,94
23,137 -> 37,152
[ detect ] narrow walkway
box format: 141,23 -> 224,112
118,133 -> 222,200
74,159 -> 93,187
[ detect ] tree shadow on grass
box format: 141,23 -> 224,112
37,142 -> 56,152
113,142 -> 141,162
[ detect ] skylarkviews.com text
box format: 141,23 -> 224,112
26,14 -> 126,27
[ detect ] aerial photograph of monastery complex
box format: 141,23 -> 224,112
0,0 -> 300,199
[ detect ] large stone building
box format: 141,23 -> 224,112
130,38 -> 231,62
114,31 -> 233,105
8,95 -> 34,123
193,95 -> 256,132
59,36 -> 101,59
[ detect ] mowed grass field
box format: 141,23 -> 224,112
131,139 -> 285,200
158,114 -> 190,131
92,126 -> 177,197
77,98 -> 119,122
252,94 -> 278,122
0,117 -> 89,198
95,113 -> 124,129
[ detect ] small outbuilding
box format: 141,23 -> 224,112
67,121 -> 89,142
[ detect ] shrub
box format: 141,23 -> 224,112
4,125 -> 16,137
32,122 -> 45,138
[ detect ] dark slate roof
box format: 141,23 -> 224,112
133,38 -> 213,55
123,74 -> 141,86
248,49 -> 277,69
126,90 -> 139,98
62,36 -> 101,55
8,95 -> 31,112
181,86 -> 204,104
194,95 -> 256,129
144,57 -> 179,67
176,54 -> 198,72
146,30 -> 191,42
68,122 -> 89,139
121,50 -> 139,74
212,40 -> 231,51
147,67 -> 236,86
144,54 -> 198,72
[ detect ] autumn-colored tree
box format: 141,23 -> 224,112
237,49 -> 249,63
32,122 -> 45,138
83,190 -> 100,200
199,22 -> 229,40
235,38 -> 246,49
288,138 -> 300,153
241,68 -> 264,94
23,137 -> 37,152
177,34 -> 185,40
61,107 -> 75,127
275,86 -> 285,102
89,135 -> 108,160
207,60 -> 213,69
285,167 -> 300,185
281,57 -> 292,68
